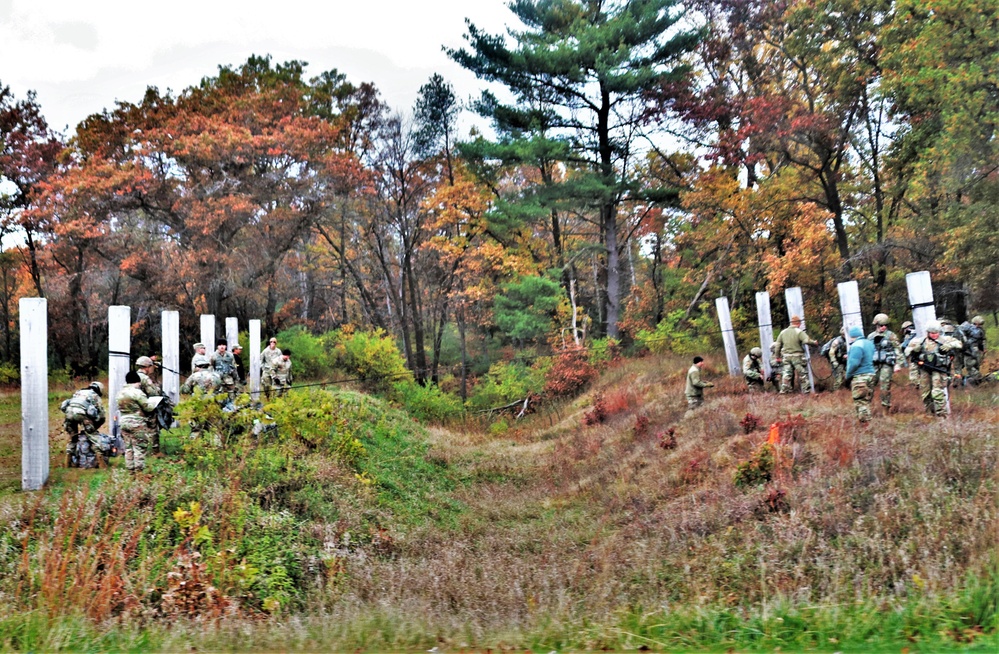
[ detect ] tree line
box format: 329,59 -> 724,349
1,0 -> 996,385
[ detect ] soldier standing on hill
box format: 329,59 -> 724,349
844,326 -> 876,423
825,329 -> 848,389
117,370 -> 161,473
260,337 -> 283,400
210,339 -> 237,398
136,356 -> 164,455
775,315 -> 819,394
900,321 -> 918,386
272,349 -> 293,397
768,341 -> 782,390
685,356 -> 714,414
742,347 -> 765,392
958,316 -> 987,384
190,342 -> 207,374
868,314 -> 903,413
905,320 -> 962,416
231,343 -> 245,389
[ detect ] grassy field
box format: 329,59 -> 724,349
0,355 -> 996,651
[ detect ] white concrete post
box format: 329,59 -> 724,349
906,271 -> 937,339
837,280 -> 864,347
715,297 -> 741,376
108,306 -> 131,438
225,317 -> 239,349
784,287 -> 815,394
20,298 -> 48,491
249,319 -> 261,400
161,310 -> 180,405
755,291 -> 774,379
200,314 -> 215,352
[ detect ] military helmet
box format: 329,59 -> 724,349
972,315 -> 985,325
925,320 -> 942,333
901,320 -> 914,330
136,355 -> 154,368
750,347 -> 762,357
873,313 -> 890,326
89,381 -> 104,396
192,354 -> 211,368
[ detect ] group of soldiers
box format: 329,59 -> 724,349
62,336 -> 294,472
687,312 -> 989,422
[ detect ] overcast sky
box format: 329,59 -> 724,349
0,0 -> 516,135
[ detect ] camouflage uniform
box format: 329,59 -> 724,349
260,344 -> 283,399
210,348 -> 237,397
181,368 -> 222,395
768,342 -> 782,391
137,370 -> 162,453
900,323 -> 918,386
271,357 -> 293,397
742,352 -> 765,392
61,386 -> 105,465
827,335 -> 848,389
116,383 -> 160,472
775,321 -> 818,394
958,319 -> 986,383
905,330 -> 962,416
684,363 -> 713,412
868,326 -> 902,410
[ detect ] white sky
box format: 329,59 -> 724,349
0,0 -> 516,135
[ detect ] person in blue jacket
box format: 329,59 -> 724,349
844,325 -> 876,423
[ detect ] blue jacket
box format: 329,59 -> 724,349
845,331 -> 875,379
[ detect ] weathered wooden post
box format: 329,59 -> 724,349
20,298 -> 48,491
108,306 -> 131,438
225,317 -> 239,349
161,310 -> 180,405
784,287 -> 815,393
715,297 -> 741,376
249,319 -> 261,400
200,314 -> 215,352
755,291 -> 774,380
906,271 -> 937,339
837,280 -> 864,346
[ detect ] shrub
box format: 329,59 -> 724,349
583,394 -> 607,426
658,427 -> 677,450
636,308 -> 714,355
266,389 -> 366,470
587,337 -> 620,366
633,414 -> 650,437
393,380 -> 464,423
544,348 -> 598,399
0,361 -> 18,384
326,328 -> 412,393
740,413 -> 763,434
467,360 -> 545,411
734,442 -> 775,488
275,325 -> 327,379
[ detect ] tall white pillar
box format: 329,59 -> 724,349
161,310 -> 180,405
837,280 -> 864,347
249,319 -> 261,401
755,291 -> 774,379
715,297 -> 741,376
200,314 -> 215,352
108,306 -> 131,437
225,317 -> 239,349
784,287 -> 815,393
20,298 -> 48,491
906,271 -> 937,339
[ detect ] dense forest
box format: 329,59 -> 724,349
1,0 -> 997,382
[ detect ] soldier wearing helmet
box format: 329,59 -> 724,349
135,356 -> 163,454
957,315 -> 987,383
60,381 -> 107,468
905,319 -> 963,416
742,346 -> 765,393
774,315 -> 819,394
900,321 -> 918,385
867,313 -> 903,413
822,327 -> 849,390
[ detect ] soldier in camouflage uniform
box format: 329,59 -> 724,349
826,329 -> 848,389
900,321 -> 918,386
905,320 -> 963,416
768,341 -> 782,391
210,339 -> 237,398
116,371 -> 161,472
844,326 -> 875,423
775,315 -> 819,394
684,356 -> 713,413
958,316 -> 987,384
61,381 -> 106,468
191,342 -> 207,374
271,349 -> 293,397
260,337 -> 283,400
181,356 -> 222,395
136,356 -> 164,455
868,313 -> 903,412
743,347 -> 765,392
231,343 -> 245,390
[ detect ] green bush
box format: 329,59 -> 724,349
637,308 -> 715,355
275,325 -> 327,380
0,361 -> 18,384
393,380 -> 464,423
326,328 -> 412,393
467,360 -> 545,411
266,389 -> 367,470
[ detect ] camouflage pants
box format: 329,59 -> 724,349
873,364 -> 894,408
261,371 -> 274,400
850,373 -> 875,423
122,423 -> 155,471
780,356 -> 811,394
908,362 -> 919,386
685,396 -> 703,413
831,362 -> 846,390
746,378 -> 765,393
273,377 -> 291,397
917,370 -> 949,416
963,348 -> 983,383
64,416 -> 101,455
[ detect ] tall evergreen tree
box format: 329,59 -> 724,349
449,0 -> 700,338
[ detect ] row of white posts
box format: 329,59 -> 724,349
17,270 -> 945,491
715,271 -> 940,386
20,306 -> 267,490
